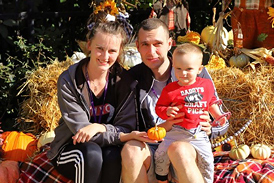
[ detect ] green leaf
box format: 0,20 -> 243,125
257,33 -> 268,42
3,19 -> 17,27
60,0 -> 66,3
0,24 -> 8,38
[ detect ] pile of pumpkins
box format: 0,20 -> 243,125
0,130 -> 55,162
178,25 -> 251,69
229,143 -> 272,160
201,25 -> 251,68
0,130 -> 55,183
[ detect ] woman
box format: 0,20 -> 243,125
47,12 -> 144,183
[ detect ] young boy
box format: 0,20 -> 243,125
155,43 -> 228,183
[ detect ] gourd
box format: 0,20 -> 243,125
229,54 -> 250,68
201,25 -> 228,49
37,130 -> 55,149
147,125 -> 166,141
0,160 -> 19,183
1,131 -> 38,162
229,144 -> 250,160
177,31 -> 201,45
250,144 -> 271,160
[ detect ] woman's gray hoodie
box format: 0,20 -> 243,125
47,58 -> 138,160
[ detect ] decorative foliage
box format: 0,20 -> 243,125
257,33 -> 268,42
267,6 -> 274,28
213,135 -> 236,152
94,0 -> 119,15
177,31 -> 201,45
205,54 -> 226,70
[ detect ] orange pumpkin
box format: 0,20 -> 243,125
1,131 -> 38,162
0,160 -> 19,183
147,126 -> 166,141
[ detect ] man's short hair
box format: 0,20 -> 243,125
136,18 -> 169,39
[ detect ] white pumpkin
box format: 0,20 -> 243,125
201,25 -> 228,49
229,144 -> 250,160
229,54 -> 250,68
251,144 -> 271,160
37,130 -> 55,149
122,46 -> 142,69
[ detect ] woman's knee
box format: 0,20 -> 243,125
79,141 -> 103,166
102,146 -> 121,165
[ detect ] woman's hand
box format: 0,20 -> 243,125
72,123 -> 106,145
120,131 -> 158,143
199,111 -> 212,136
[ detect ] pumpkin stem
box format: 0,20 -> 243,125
155,123 -> 158,131
212,7 -> 216,27
234,139 -> 238,148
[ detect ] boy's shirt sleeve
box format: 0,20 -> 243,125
155,86 -> 171,120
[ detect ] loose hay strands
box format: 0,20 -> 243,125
18,58 -> 74,134
208,66 -> 274,146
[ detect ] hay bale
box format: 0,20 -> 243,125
208,66 -> 274,146
18,58 -> 73,134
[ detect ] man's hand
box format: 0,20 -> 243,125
199,111 -> 212,135
120,131 -> 158,143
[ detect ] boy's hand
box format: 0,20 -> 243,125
165,103 -> 184,125
166,106 -> 180,117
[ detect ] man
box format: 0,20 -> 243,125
121,18 -> 229,183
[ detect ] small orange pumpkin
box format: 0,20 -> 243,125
1,131 -> 38,162
147,125 -> 166,141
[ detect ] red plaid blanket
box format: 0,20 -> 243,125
18,145 -> 274,183
214,151 -> 274,183
18,145 -> 73,183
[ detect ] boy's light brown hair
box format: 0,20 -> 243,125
173,43 -> 203,65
